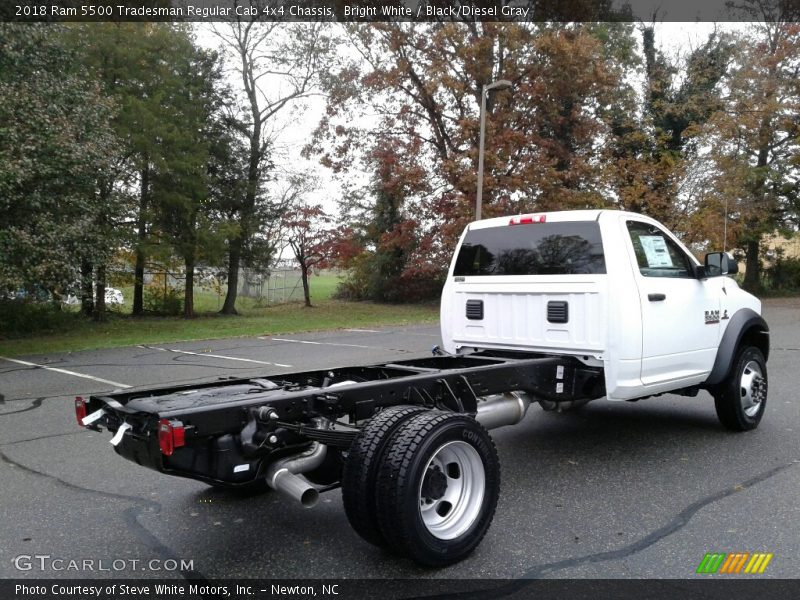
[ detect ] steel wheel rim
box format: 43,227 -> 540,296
418,440 -> 485,540
740,360 -> 765,418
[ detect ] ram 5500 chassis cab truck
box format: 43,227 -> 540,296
76,210 -> 769,566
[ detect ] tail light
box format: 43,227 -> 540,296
75,397 -> 87,426
158,419 -> 186,456
509,214 -> 546,225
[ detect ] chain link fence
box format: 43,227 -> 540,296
134,265 -> 308,311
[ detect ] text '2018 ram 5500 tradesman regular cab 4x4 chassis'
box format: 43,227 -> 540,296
76,210 -> 769,566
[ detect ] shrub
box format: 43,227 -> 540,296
0,299 -> 79,337
334,252 -> 444,303
765,256 -> 800,292
143,284 -> 183,316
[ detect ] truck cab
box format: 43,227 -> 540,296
441,210 -> 768,407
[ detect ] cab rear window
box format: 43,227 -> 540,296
453,222 -> 606,276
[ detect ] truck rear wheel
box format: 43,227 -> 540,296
342,405 -> 427,547
374,412 -> 500,566
713,346 -> 768,431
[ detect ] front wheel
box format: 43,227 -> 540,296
374,412 -> 500,566
713,346 -> 768,431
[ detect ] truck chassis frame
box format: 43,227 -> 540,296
83,350 -> 602,486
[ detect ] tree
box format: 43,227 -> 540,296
333,138 -> 438,302
604,24 -> 734,239
211,18 -> 332,314
151,40 -> 229,318
0,24 -> 117,301
67,23 -> 207,317
312,23 -> 637,294
68,24 -> 238,318
702,3 -> 800,291
282,203 -> 335,308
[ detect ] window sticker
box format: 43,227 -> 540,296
639,235 -> 673,267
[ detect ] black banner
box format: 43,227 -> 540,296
4,0 -> 798,23
2,579 -> 800,600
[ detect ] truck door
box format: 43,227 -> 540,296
624,220 -> 721,387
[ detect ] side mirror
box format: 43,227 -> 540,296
704,252 -> 739,277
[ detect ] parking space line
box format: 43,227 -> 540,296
269,337 -> 377,350
343,328 -> 380,333
0,356 -> 131,388
139,345 -> 292,368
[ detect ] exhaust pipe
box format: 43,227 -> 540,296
475,392 -> 532,430
265,442 -> 327,508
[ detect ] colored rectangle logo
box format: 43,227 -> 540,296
697,552 -> 773,574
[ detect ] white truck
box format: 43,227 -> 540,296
77,209 -> 769,567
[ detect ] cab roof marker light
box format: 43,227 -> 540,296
509,214 -> 546,225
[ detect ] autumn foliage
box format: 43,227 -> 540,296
313,23 -> 638,298
313,16 -> 800,297
3,10 -> 800,317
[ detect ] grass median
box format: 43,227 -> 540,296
0,300 -> 439,357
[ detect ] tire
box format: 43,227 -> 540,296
713,346 -> 768,431
342,405 -> 427,547
374,411 -> 500,567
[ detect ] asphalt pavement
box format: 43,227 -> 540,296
0,303 -> 798,581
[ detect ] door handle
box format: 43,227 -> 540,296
648,293 -> 666,302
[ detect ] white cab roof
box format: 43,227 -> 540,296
467,209 -> 647,230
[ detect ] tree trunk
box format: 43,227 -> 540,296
301,263 -> 311,307
80,260 -> 94,316
184,253 -> 195,319
133,164 -> 149,316
221,64 -> 264,315
743,239 -> 761,293
220,139 -> 260,314
241,269 -> 251,298
93,265 -> 106,322
220,239 -> 241,314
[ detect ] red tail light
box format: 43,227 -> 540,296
75,397 -> 87,426
509,214 -> 546,225
158,419 -> 186,456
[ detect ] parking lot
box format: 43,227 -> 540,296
1,300 -> 799,581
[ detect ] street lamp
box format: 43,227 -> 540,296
476,79 -> 512,221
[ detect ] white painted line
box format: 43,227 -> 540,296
271,337 -> 377,350
139,345 -> 292,368
0,356 -> 131,389
343,328 -> 380,333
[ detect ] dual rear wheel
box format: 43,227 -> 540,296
342,407 -> 499,566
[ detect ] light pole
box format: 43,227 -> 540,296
476,79 -> 512,221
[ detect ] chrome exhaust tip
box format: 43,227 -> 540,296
264,442 -> 327,508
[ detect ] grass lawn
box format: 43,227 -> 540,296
0,299 -> 439,357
